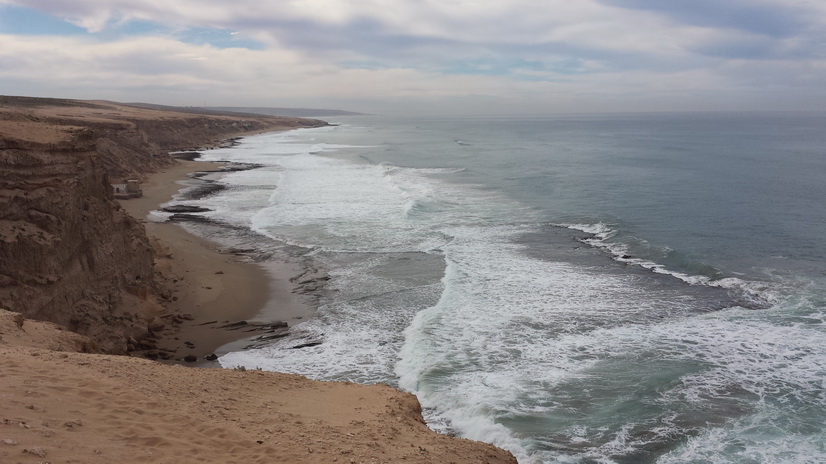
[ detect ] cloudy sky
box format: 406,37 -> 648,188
1,0 -> 825,115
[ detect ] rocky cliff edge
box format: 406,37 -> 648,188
0,96 -> 327,352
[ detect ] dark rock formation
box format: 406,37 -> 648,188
161,205 -> 211,213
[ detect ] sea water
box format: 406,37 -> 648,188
175,112 -> 825,463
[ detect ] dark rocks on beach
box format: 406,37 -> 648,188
218,321 -> 249,330
219,137 -> 243,148
158,313 -> 191,325
218,321 -> 292,350
219,320 -> 289,332
179,182 -> 226,200
171,151 -> 202,160
219,163 -> 262,172
291,267 -> 331,294
247,326 -> 291,342
183,355 -> 198,363
227,247 -> 257,254
162,205 -> 212,213
187,163 -> 260,176
205,353 -> 218,361
289,341 -> 323,349
255,331 -> 290,341
168,213 -> 213,223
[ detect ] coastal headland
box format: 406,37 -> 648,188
0,96 -> 517,463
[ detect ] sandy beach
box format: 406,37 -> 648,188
117,158 -> 314,362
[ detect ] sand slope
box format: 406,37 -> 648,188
1,310 -> 516,464
0,96 -> 329,353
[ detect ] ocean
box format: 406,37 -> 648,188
168,112 -> 826,463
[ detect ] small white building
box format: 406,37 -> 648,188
112,179 -> 142,199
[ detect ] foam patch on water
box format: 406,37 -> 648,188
394,225 -> 733,461
408,292 -> 825,461
560,222 -> 779,307
185,169 -> 282,228
660,420 -> 826,464
220,251 -> 445,384
249,155 -> 430,251
197,127 -> 341,161
240,152 -> 522,254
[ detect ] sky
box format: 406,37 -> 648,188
1,0 -> 825,115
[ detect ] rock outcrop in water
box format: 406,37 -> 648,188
0,96 -> 327,352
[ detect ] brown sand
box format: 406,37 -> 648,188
0,98 -> 518,463
0,310 -> 517,464
118,159 -> 313,362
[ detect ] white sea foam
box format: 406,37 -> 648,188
394,223 -> 742,462
220,251 -> 445,383
217,140 -> 523,383
245,155 -> 448,252
559,222 -> 779,306
203,124 -> 826,464
660,422 -> 826,464
447,308 -> 823,462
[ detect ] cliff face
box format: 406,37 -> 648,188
0,136 -> 155,352
0,97 -> 327,352
131,114 -> 326,152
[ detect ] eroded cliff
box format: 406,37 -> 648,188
0,96 -> 327,352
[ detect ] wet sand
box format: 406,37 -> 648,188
118,159 -> 312,363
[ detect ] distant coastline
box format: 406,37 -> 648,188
125,101 -> 365,117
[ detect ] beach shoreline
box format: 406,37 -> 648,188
0,310 -> 517,464
0,97 -> 518,463
118,157 -> 315,364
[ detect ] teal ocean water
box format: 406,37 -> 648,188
177,112 -> 825,463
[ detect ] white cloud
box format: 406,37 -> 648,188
1,0 -> 825,113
